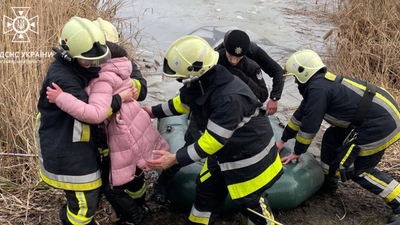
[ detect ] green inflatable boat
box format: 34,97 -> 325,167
157,114 -> 324,211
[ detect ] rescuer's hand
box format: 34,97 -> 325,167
142,106 -> 155,118
276,140 -> 285,153
119,88 -> 135,103
281,152 -> 300,165
46,82 -> 63,103
146,150 -> 178,170
266,99 -> 278,115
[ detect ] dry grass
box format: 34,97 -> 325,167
0,0 -> 137,224
324,0 -> 400,87
321,0 -> 400,177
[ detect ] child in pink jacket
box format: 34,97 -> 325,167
47,43 -> 169,225
47,43 -> 169,185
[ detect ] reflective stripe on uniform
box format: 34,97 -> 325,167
324,114 -> 350,128
200,159 -> 208,176
161,102 -> 173,116
227,153 -> 282,200
361,172 -> 387,190
67,205 -> 93,225
187,143 -> 202,162
35,113 -> 41,127
380,180 -> 400,200
106,108 -> 113,118
340,144 -> 356,166
342,79 -> 400,156
324,72 -> 337,81
72,120 -> 90,142
260,197 -> 274,225
132,79 -> 142,100
237,108 -> 260,129
207,119 -> 234,139
199,159 -> 211,183
198,130 -> 224,155
219,137 -> 274,172
321,162 -> 340,176
173,95 -> 190,114
385,184 -> 400,203
125,183 -> 146,199
200,172 -> 211,183
296,130 -> 315,145
76,192 -> 88,217
296,136 -> 312,145
288,120 -> 300,131
208,107 -> 260,138
40,166 -> 102,191
188,206 -> 211,225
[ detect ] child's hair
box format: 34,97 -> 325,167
106,41 -> 128,58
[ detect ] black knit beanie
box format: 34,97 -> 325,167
224,30 -> 250,57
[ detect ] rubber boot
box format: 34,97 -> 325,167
152,164 -> 181,205
105,191 -> 150,225
318,175 -> 339,194
135,196 -> 151,216
388,207 -> 400,224
59,204 -> 70,225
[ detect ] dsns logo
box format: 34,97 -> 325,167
3,7 -> 39,43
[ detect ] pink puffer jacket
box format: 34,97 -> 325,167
55,57 -> 169,186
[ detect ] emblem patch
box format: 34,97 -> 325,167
234,47 -> 242,55
256,71 -> 263,80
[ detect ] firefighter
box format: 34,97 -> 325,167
143,35 -> 283,225
216,29 -> 284,109
152,30 -> 285,205
37,17 -> 110,225
93,18 -> 151,225
93,17 -> 147,101
276,49 -> 400,223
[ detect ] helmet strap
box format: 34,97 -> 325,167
198,79 -> 205,96
52,46 -> 73,62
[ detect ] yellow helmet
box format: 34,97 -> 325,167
59,17 -> 109,60
93,18 -> 119,43
163,35 -> 219,79
285,49 -> 326,84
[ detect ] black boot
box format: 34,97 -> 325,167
105,190 -> 150,225
117,218 -> 152,225
152,164 -> 182,205
318,175 -> 339,194
387,207 -> 400,224
59,204 -> 70,225
152,176 -> 168,205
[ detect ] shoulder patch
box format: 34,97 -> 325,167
256,71 -> 263,80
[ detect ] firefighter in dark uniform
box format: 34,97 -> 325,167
93,17 -> 147,101
144,35 -> 283,225
276,49 -> 400,223
37,17 -> 111,225
215,29 -> 284,108
152,30 -> 285,205
93,18 -> 151,225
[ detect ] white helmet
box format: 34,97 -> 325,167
285,49 -> 326,84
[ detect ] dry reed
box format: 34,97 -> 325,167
321,0 -> 400,178
0,0 -> 135,224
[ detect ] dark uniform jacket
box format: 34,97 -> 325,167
281,71 -> 400,157
37,54 -> 104,191
217,48 -> 268,103
130,61 -> 147,101
152,65 -> 283,202
215,42 -> 284,101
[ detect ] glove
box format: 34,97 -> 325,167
330,141 -> 361,182
228,67 -> 250,83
